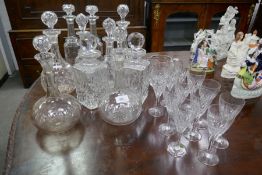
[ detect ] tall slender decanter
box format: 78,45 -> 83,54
62,4 -> 80,65
41,11 -> 75,94
32,35 -> 81,133
86,5 -> 103,55
73,13 -> 109,110
116,4 -> 130,49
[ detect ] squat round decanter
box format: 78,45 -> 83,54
32,35 -> 81,133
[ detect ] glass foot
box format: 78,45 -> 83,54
198,150 -> 219,166
213,136 -> 229,149
196,119 -> 207,130
148,106 -> 164,118
183,129 -> 202,142
158,123 -> 176,136
167,141 -> 187,157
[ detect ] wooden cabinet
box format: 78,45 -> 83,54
4,0 -> 146,88
149,0 -> 257,52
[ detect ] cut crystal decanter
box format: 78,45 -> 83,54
99,38 -> 142,125
123,32 -> 150,104
116,4 -> 130,49
73,13 -> 109,110
99,57 -> 142,125
85,5 -> 103,55
41,11 -> 75,94
32,35 -> 81,133
62,4 -> 80,65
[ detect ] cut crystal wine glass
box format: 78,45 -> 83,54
167,96 -> 196,157
213,92 -> 245,149
198,104 -> 228,166
148,55 -> 172,118
184,79 -> 221,142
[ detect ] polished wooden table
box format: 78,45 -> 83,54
4,52 -> 262,175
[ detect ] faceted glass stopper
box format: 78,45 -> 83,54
33,35 -> 51,53
62,4 -> 75,15
103,18 -> 116,37
76,13 -> 88,31
83,32 -> 97,50
127,32 -> 145,51
41,11 -> 58,29
114,26 -> 127,42
117,4 -> 129,20
85,5 -> 98,16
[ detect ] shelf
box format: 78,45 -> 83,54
166,18 -> 198,23
164,39 -> 192,47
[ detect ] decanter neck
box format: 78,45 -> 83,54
45,71 -> 60,97
89,17 -> 98,36
64,16 -> 76,37
51,43 -> 63,63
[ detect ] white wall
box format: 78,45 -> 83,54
0,46 -> 7,79
0,0 -> 18,75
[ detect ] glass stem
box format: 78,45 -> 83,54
207,136 -> 217,154
156,95 -> 161,106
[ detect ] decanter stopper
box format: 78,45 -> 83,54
76,13 -> 88,32
103,18 -> 116,38
41,11 -> 58,29
62,4 -> 75,16
85,5 -> 98,17
117,4 -> 129,21
127,32 -> 145,51
33,35 -> 51,53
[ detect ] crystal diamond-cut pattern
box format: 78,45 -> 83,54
74,59 -> 109,110
76,13 -> 88,32
41,11 -> 58,29
62,4 -> 75,15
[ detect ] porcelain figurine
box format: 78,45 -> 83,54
221,32 -> 252,78
212,6 -> 238,60
231,39 -> 262,99
190,29 -> 215,72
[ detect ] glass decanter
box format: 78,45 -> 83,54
99,49 -> 142,126
116,4 -> 130,49
73,13 -> 109,110
32,35 -> 81,133
62,4 -> 80,65
86,5 -> 103,55
41,11 -> 75,94
123,32 -> 149,104
102,17 -> 116,61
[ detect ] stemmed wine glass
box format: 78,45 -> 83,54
187,70 -> 206,92
158,58 -> 187,136
166,96 -> 197,157
148,55 -> 172,117
213,92 -> 245,149
184,79 -> 221,142
197,104 -> 228,166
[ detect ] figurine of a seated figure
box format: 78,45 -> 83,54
191,39 -> 214,71
231,39 -> 262,99
221,31 -> 249,78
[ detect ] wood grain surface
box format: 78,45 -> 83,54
3,51 -> 262,175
